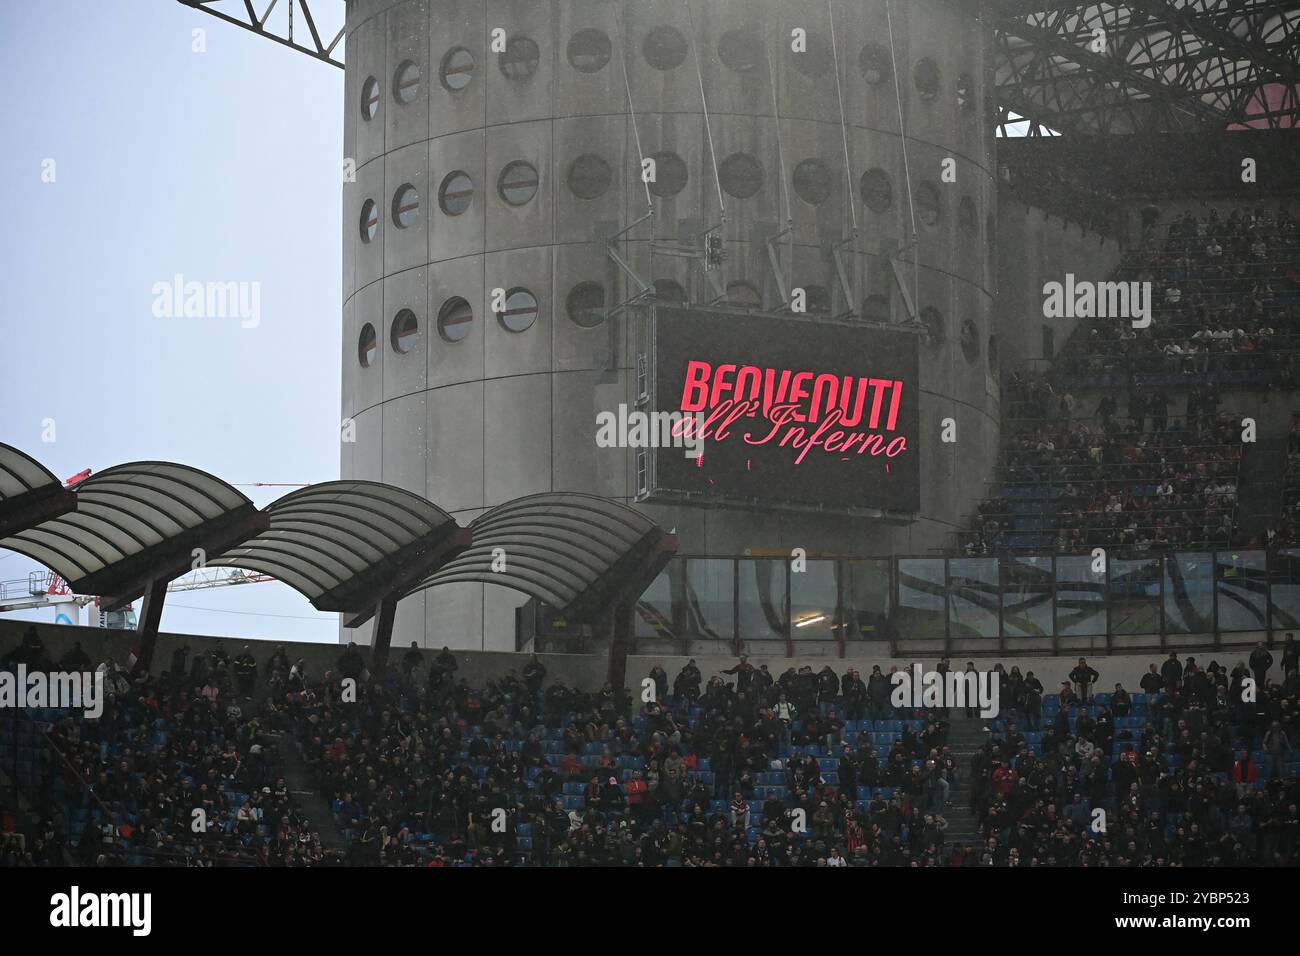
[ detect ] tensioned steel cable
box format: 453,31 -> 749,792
684,0 -> 726,218
827,1 -> 857,233
616,2 -> 654,210
767,11 -> 793,303
766,16 -> 792,230
885,0 -> 918,242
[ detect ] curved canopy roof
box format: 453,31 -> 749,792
0,442 -> 76,538
0,461 -> 262,597
0,442 -> 61,503
406,493 -> 675,614
209,480 -> 462,611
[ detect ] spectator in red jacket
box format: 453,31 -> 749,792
1232,751 -> 1259,795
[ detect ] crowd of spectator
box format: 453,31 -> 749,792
962,202 -> 1300,554
4,626 -> 1300,867
0,627 -> 330,867
1059,203 -> 1300,383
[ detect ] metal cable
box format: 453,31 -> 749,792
827,1 -> 857,232
684,0 -> 726,218
616,3 -> 654,210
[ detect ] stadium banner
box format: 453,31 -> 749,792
646,307 -> 921,514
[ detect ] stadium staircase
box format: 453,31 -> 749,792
942,715 -> 985,846
265,730 -> 348,853
1235,433 -> 1288,543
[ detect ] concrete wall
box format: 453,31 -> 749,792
995,195 -> 1124,376
339,0 -> 1000,652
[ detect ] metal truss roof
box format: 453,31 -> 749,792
175,1 -> 1300,136
989,0 -> 1300,135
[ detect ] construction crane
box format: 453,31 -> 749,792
0,568 -> 277,626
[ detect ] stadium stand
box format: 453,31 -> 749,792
4,627 -> 1298,866
961,200 -> 1300,555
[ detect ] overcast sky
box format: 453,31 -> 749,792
0,1 -> 345,642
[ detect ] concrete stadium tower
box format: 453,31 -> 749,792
340,0 -> 1000,651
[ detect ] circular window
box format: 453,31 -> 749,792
957,73 -> 974,112
361,76 -> 381,120
499,35 -> 539,82
568,154 -> 611,200
441,47 -> 475,92
647,151 -> 688,198
718,152 -> 763,199
498,161 -> 539,206
392,184 -> 420,229
568,29 -> 611,73
917,182 -> 942,226
792,158 -> 833,206
437,297 -> 473,342
653,279 -> 687,304
498,288 -> 538,332
727,281 -> 761,307
358,323 -> 377,367
439,171 -> 474,216
566,282 -> 606,328
393,60 -> 421,105
799,284 -> 831,315
960,318 -> 980,363
920,306 -> 945,346
860,44 -> 891,85
718,30 -> 762,73
959,196 -> 977,232
643,25 -> 688,71
863,293 -> 890,322
790,34 -> 829,78
860,168 -> 893,213
914,59 -> 941,101
360,199 -> 379,242
391,309 -> 419,353
988,334 -> 999,372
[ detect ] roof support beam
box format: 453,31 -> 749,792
1127,0 -> 1300,120
997,14 -> 1226,126
93,507 -> 269,607
133,577 -> 169,675
0,484 -> 76,539
338,525 -> 471,627
176,0 -> 344,69
367,592 -> 399,678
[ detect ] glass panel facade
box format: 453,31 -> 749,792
1163,552 -> 1213,634
642,551 -> 1284,649
1055,555 -> 1107,636
790,559 -> 838,642
1216,550 -> 1268,632
738,559 -> 788,644
633,564 -> 678,641
845,559 -> 891,642
948,557 -> 999,639
684,558 -> 734,644
898,558 -> 946,641
1110,555 -> 1160,634
1002,555 -> 1053,638
1269,548 -> 1300,631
